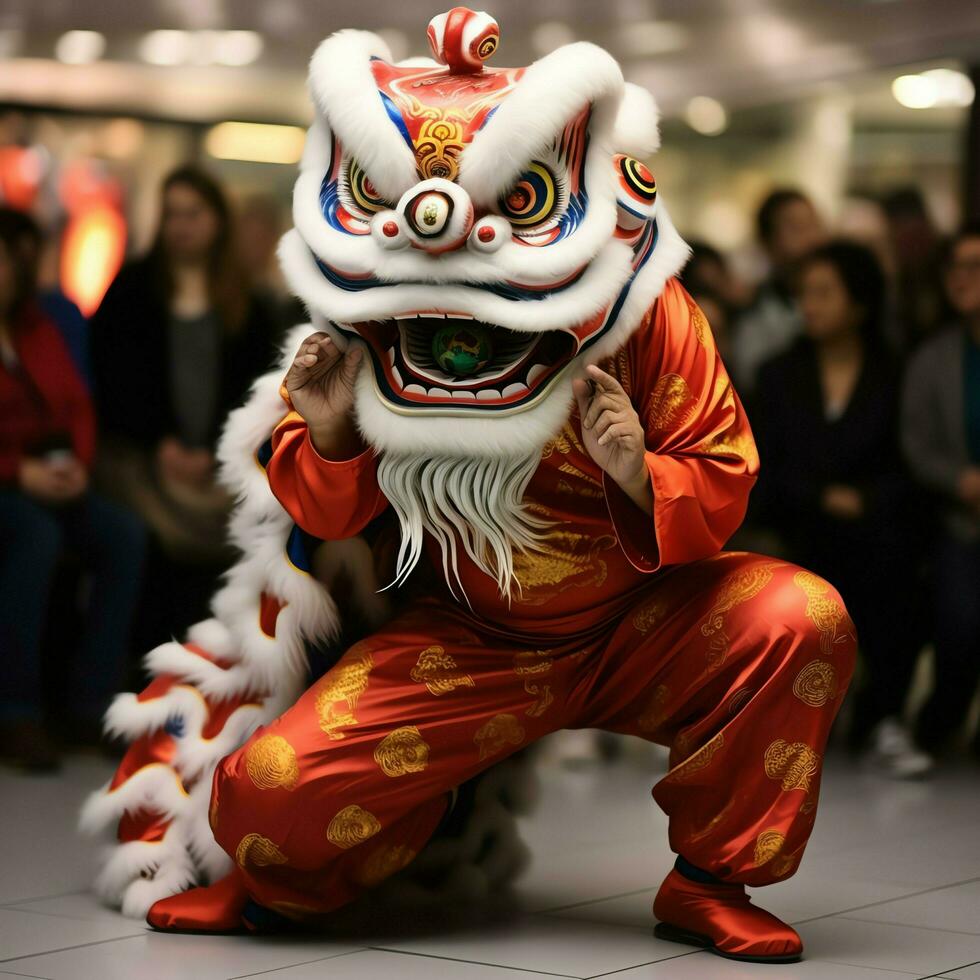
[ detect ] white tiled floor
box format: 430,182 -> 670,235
1,738 -> 978,979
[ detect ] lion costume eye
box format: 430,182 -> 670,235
498,162 -> 559,227
347,158 -> 390,214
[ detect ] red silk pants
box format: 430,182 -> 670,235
210,552 -> 856,920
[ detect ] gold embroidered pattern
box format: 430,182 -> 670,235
512,502 -> 617,603
793,571 -> 851,657
727,686 -> 754,715
688,297 -> 712,347
646,373 -> 696,433
764,739 -> 819,792
701,563 -> 780,670
687,798 -> 735,842
410,645 -> 475,696
793,660 -> 838,707
326,805 -> 382,849
695,429 -> 760,469
636,684 -> 669,732
541,420 -> 586,459
665,732 -> 724,782
770,843 -> 805,878
235,833 -> 288,868
244,734 -> 300,791
513,651 -> 554,717
356,843 -> 417,887
753,830 -> 786,866
632,596 -> 669,634
474,713 -> 525,760
315,647 -> 374,740
374,726 -> 430,777
555,477 -> 604,499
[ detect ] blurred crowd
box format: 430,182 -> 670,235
1,164 -> 978,781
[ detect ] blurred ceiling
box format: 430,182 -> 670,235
1,0 -> 979,123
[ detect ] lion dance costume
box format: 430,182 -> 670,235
81,8 -> 856,963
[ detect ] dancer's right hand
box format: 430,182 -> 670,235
284,332 -> 365,458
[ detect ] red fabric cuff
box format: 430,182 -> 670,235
602,452 -> 662,573
300,427 -> 376,471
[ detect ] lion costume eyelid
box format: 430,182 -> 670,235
497,157 -> 569,234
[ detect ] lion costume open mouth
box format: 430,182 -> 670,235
334,314 -> 578,412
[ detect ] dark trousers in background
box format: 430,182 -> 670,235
0,489 -> 145,725
788,521 -> 928,749
916,532 -> 980,752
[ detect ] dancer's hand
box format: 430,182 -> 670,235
285,332 -> 365,459
573,364 -> 652,514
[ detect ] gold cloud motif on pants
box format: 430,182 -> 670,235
244,734 -> 300,790
326,804 -> 382,849
753,829 -> 786,866
764,739 -> 820,792
355,843 -> 418,887
410,645 -> 475,696
374,726 -> 430,777
474,713 -> 525,760
792,660 -> 838,707
235,833 -> 288,868
315,647 -> 374,740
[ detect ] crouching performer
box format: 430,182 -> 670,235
86,7 -> 856,964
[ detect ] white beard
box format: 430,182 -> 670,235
352,364 -> 568,601
376,449 -> 549,602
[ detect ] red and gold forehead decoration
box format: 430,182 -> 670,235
369,7 -> 524,183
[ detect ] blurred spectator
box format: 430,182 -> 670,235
753,239 -> 933,777
732,188 -> 826,393
0,208 -> 144,771
89,165 -> 281,648
4,209 -> 91,387
902,222 -> 980,757
882,186 -> 945,349
680,241 -> 751,367
680,240 -> 753,314
236,192 -> 305,332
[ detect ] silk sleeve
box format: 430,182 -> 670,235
603,278 -> 759,572
266,409 -> 388,540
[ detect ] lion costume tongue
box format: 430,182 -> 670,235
80,5 -> 688,918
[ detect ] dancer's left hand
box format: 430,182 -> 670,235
573,364 -> 652,513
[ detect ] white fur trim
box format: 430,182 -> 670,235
280,228 -> 634,333
614,83 -> 661,157
308,31 -> 419,200
459,43 -> 624,206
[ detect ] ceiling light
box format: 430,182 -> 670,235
685,96 -> 728,135
205,122 -> 306,165
139,29 -> 193,66
55,30 -> 106,65
892,69 -> 974,109
920,68 -> 975,107
212,30 -> 264,66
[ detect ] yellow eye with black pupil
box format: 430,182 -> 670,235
348,159 -> 387,213
499,161 -> 557,226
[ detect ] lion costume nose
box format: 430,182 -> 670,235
397,177 -> 474,254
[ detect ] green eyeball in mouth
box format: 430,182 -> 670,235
432,323 -> 494,378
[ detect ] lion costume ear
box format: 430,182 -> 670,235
613,82 -> 660,158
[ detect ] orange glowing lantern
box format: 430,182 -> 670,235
60,205 -> 127,316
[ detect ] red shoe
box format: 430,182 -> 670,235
653,868 -> 803,963
146,871 -> 249,934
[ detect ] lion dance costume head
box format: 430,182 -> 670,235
81,7 -> 687,917
283,6 -> 687,595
